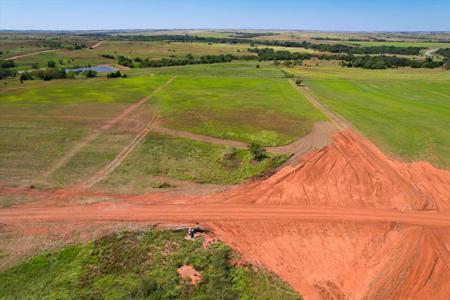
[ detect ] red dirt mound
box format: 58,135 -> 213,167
204,129 -> 450,212
177,265 -> 202,285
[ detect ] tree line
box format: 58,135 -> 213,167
117,54 -> 236,68
248,47 -> 445,69
111,34 -> 425,55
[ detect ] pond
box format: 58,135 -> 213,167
66,65 -> 117,73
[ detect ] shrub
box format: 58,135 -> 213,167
82,70 -> 97,78
34,68 -> 66,81
47,60 -> 56,68
248,143 -> 267,161
1,60 -> 15,68
295,79 -> 303,85
19,72 -> 33,83
107,70 -> 126,78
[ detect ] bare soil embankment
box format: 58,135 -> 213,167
1,128 -> 450,299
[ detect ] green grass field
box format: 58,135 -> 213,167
128,61 -> 287,78
97,133 -> 286,190
0,68 -> 298,191
149,76 -> 325,146
0,76 -> 169,188
0,229 -> 300,299
292,66 -> 450,169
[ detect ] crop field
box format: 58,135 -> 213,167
293,65 -> 450,168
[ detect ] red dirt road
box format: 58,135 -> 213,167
1,129 -> 450,299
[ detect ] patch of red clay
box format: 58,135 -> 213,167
177,265 -> 202,285
1,129 -> 450,299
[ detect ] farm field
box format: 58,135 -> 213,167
7,40 -> 257,70
292,65 -> 450,168
149,76 -> 325,146
129,61 -> 288,78
1,26 -> 450,300
0,76 -> 169,188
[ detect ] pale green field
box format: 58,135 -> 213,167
290,65 -> 450,168
149,76 -> 325,146
346,41 -> 450,49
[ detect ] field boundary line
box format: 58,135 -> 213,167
36,76 -> 176,183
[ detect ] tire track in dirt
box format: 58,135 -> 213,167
76,113 -> 161,190
36,76 -> 176,184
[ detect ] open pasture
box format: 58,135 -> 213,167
293,65 -> 450,168
128,61 -> 287,78
0,76 -> 169,188
148,75 -> 325,146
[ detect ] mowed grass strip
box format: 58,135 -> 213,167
97,133 -> 287,190
301,67 -> 450,168
0,230 -> 300,299
149,76 -> 325,146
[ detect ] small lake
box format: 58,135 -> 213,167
66,65 -> 117,73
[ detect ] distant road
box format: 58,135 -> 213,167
5,49 -> 54,60
425,48 -> 439,58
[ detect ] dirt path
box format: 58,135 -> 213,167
5,49 -> 54,61
1,203 -> 450,227
36,76 -> 176,184
292,81 -> 348,131
90,41 -> 104,49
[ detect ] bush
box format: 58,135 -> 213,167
82,70 -> 97,78
107,70 -> 126,78
47,60 -> 56,68
19,72 -> 33,83
295,79 -> 303,85
248,143 -> 267,161
100,54 -> 115,59
34,68 -> 66,81
0,68 -> 17,79
117,56 -> 134,68
1,60 -> 15,68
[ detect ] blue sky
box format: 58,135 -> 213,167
1,0 -> 449,31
